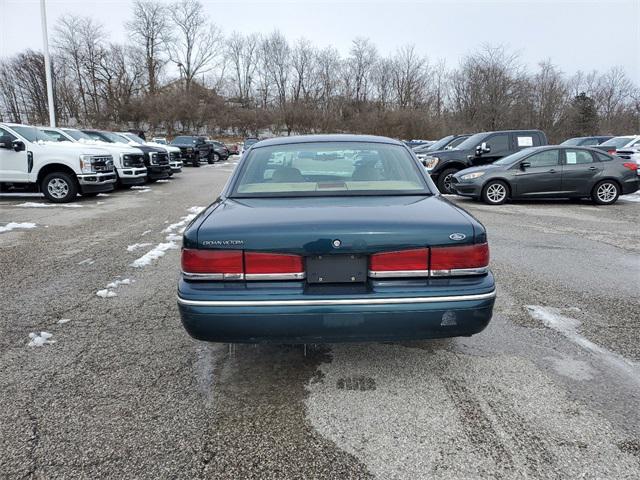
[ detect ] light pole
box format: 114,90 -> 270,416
40,0 -> 56,126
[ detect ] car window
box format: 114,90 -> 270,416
0,127 -> 17,142
526,149 -> 560,167
232,141 -> 428,197
560,138 -> 581,146
629,139 -> 640,147
565,149 -> 593,165
10,125 -> 52,142
63,129 -> 92,141
485,134 -> 510,154
42,129 -> 68,142
594,151 -> 612,162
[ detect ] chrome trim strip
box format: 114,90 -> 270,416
244,272 -> 306,280
182,271 -> 305,281
430,267 -> 489,277
368,269 -> 430,278
177,290 -> 496,307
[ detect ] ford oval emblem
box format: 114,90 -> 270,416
332,239 -> 342,248
449,233 -> 466,241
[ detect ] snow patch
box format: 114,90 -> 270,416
127,242 -> 152,252
28,332 -> 55,347
620,191 -> 640,203
163,206 -> 205,234
57,318 -> 71,324
526,305 -> 640,382
17,202 -> 82,208
97,193 -> 110,197
130,186 -> 149,190
106,278 -> 132,288
78,258 -> 94,265
130,242 -> 178,268
0,222 -> 36,234
96,289 -> 117,298
165,233 -> 182,242
156,179 -> 171,183
141,229 -> 152,236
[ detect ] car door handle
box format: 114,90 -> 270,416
548,169 -> 557,173
588,166 -> 597,170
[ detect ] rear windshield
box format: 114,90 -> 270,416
244,139 -> 258,146
600,137 -> 634,148
231,141 -> 429,198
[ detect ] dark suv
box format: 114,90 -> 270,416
205,140 -> 229,163
421,129 -> 548,193
170,136 -> 212,167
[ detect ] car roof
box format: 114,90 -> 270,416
252,134 -> 404,148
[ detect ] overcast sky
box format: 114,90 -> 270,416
0,0 -> 638,80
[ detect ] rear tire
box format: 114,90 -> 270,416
481,180 -> 509,205
41,172 -> 78,203
212,153 -> 220,163
193,160 -> 201,168
591,180 -> 619,205
437,168 -> 459,194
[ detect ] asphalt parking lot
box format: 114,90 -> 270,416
1,161 -> 639,479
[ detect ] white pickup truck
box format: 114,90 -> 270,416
0,123 -> 116,202
39,127 -> 148,187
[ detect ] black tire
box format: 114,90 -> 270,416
591,180 -> 619,205
212,153 -> 220,163
193,160 -> 201,168
147,177 -> 158,183
41,172 -> 78,203
436,168 -> 459,194
481,180 -> 509,205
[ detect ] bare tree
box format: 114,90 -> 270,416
126,0 -> 171,94
168,0 -> 223,90
226,32 -> 259,103
261,31 -> 291,108
346,38 -> 378,105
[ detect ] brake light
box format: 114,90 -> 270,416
431,243 -> 489,276
623,162 -> 638,171
608,149 -> 617,155
182,249 -> 305,280
369,248 -> 429,278
244,252 -> 305,279
181,249 -> 243,280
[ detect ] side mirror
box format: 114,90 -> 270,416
12,140 -> 25,152
520,161 -> 531,170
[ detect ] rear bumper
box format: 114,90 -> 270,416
177,287 -> 496,343
621,176 -> 639,195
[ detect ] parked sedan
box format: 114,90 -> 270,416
177,135 -> 496,343
452,146 -> 639,205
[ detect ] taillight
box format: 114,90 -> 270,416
181,249 -> 243,280
623,162 -> 638,171
369,248 -> 429,278
431,243 -> 489,276
182,249 -> 305,280
608,149 -> 617,155
244,252 -> 305,280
